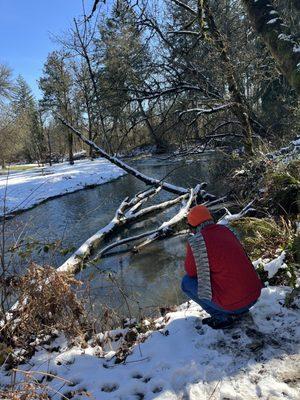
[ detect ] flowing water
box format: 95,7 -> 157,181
4,152 -> 233,320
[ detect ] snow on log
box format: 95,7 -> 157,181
58,198 -> 129,275
58,189 -> 194,275
98,186 -> 196,257
218,200 -> 256,224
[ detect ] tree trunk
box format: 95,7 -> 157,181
202,1 -> 255,155
46,128 -> 52,167
242,0 -> 300,95
68,131 -> 74,165
137,100 -> 167,153
74,18 -> 114,155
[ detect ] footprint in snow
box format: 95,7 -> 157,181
133,392 -> 145,399
132,373 -> 152,383
132,373 -> 143,379
152,386 -> 163,393
67,379 -> 81,387
101,383 -> 119,393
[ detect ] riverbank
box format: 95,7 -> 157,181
0,159 -> 126,218
1,285 -> 299,400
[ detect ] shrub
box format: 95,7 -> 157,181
264,170 -> 300,216
2,264 -> 88,351
0,382 -> 51,400
230,217 -> 298,286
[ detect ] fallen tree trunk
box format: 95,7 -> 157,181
58,187 -> 202,275
58,187 -> 226,275
90,189 -> 227,261
56,114 -> 189,196
58,187 -> 162,273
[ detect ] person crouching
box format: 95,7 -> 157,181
181,205 -> 263,329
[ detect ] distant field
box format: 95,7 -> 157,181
0,164 -> 38,174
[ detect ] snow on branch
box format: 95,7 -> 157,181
179,103 -> 234,119
218,200 -> 256,224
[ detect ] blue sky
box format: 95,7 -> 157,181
0,0 -> 107,98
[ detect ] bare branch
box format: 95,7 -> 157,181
169,0 -> 197,16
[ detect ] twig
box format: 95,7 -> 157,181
12,368 -> 74,384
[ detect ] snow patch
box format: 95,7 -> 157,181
278,33 -> 292,41
267,18 -> 279,25
1,287 -> 299,399
293,44 -> 300,53
254,251 -> 288,279
0,158 -> 126,217
264,251 -> 287,279
292,138 -> 300,146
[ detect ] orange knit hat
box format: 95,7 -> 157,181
187,205 -> 212,227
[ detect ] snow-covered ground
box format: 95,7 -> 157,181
0,159 -> 126,217
2,286 -> 299,399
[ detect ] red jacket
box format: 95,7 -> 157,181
185,224 -> 263,311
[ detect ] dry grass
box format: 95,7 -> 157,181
230,217 -> 294,260
2,263 -> 89,351
0,382 -> 51,400
0,369 -> 77,400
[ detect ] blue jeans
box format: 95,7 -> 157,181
181,275 -> 257,322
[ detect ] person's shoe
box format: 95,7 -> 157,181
230,310 -> 249,320
202,317 -> 213,325
206,316 -> 235,330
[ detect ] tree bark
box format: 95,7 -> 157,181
242,0 -> 300,95
68,131 -> 74,165
45,128 -> 52,166
137,100 -> 167,153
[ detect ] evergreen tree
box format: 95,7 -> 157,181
99,0 -> 154,150
0,64 -> 13,103
12,76 -> 46,163
39,51 -> 75,164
